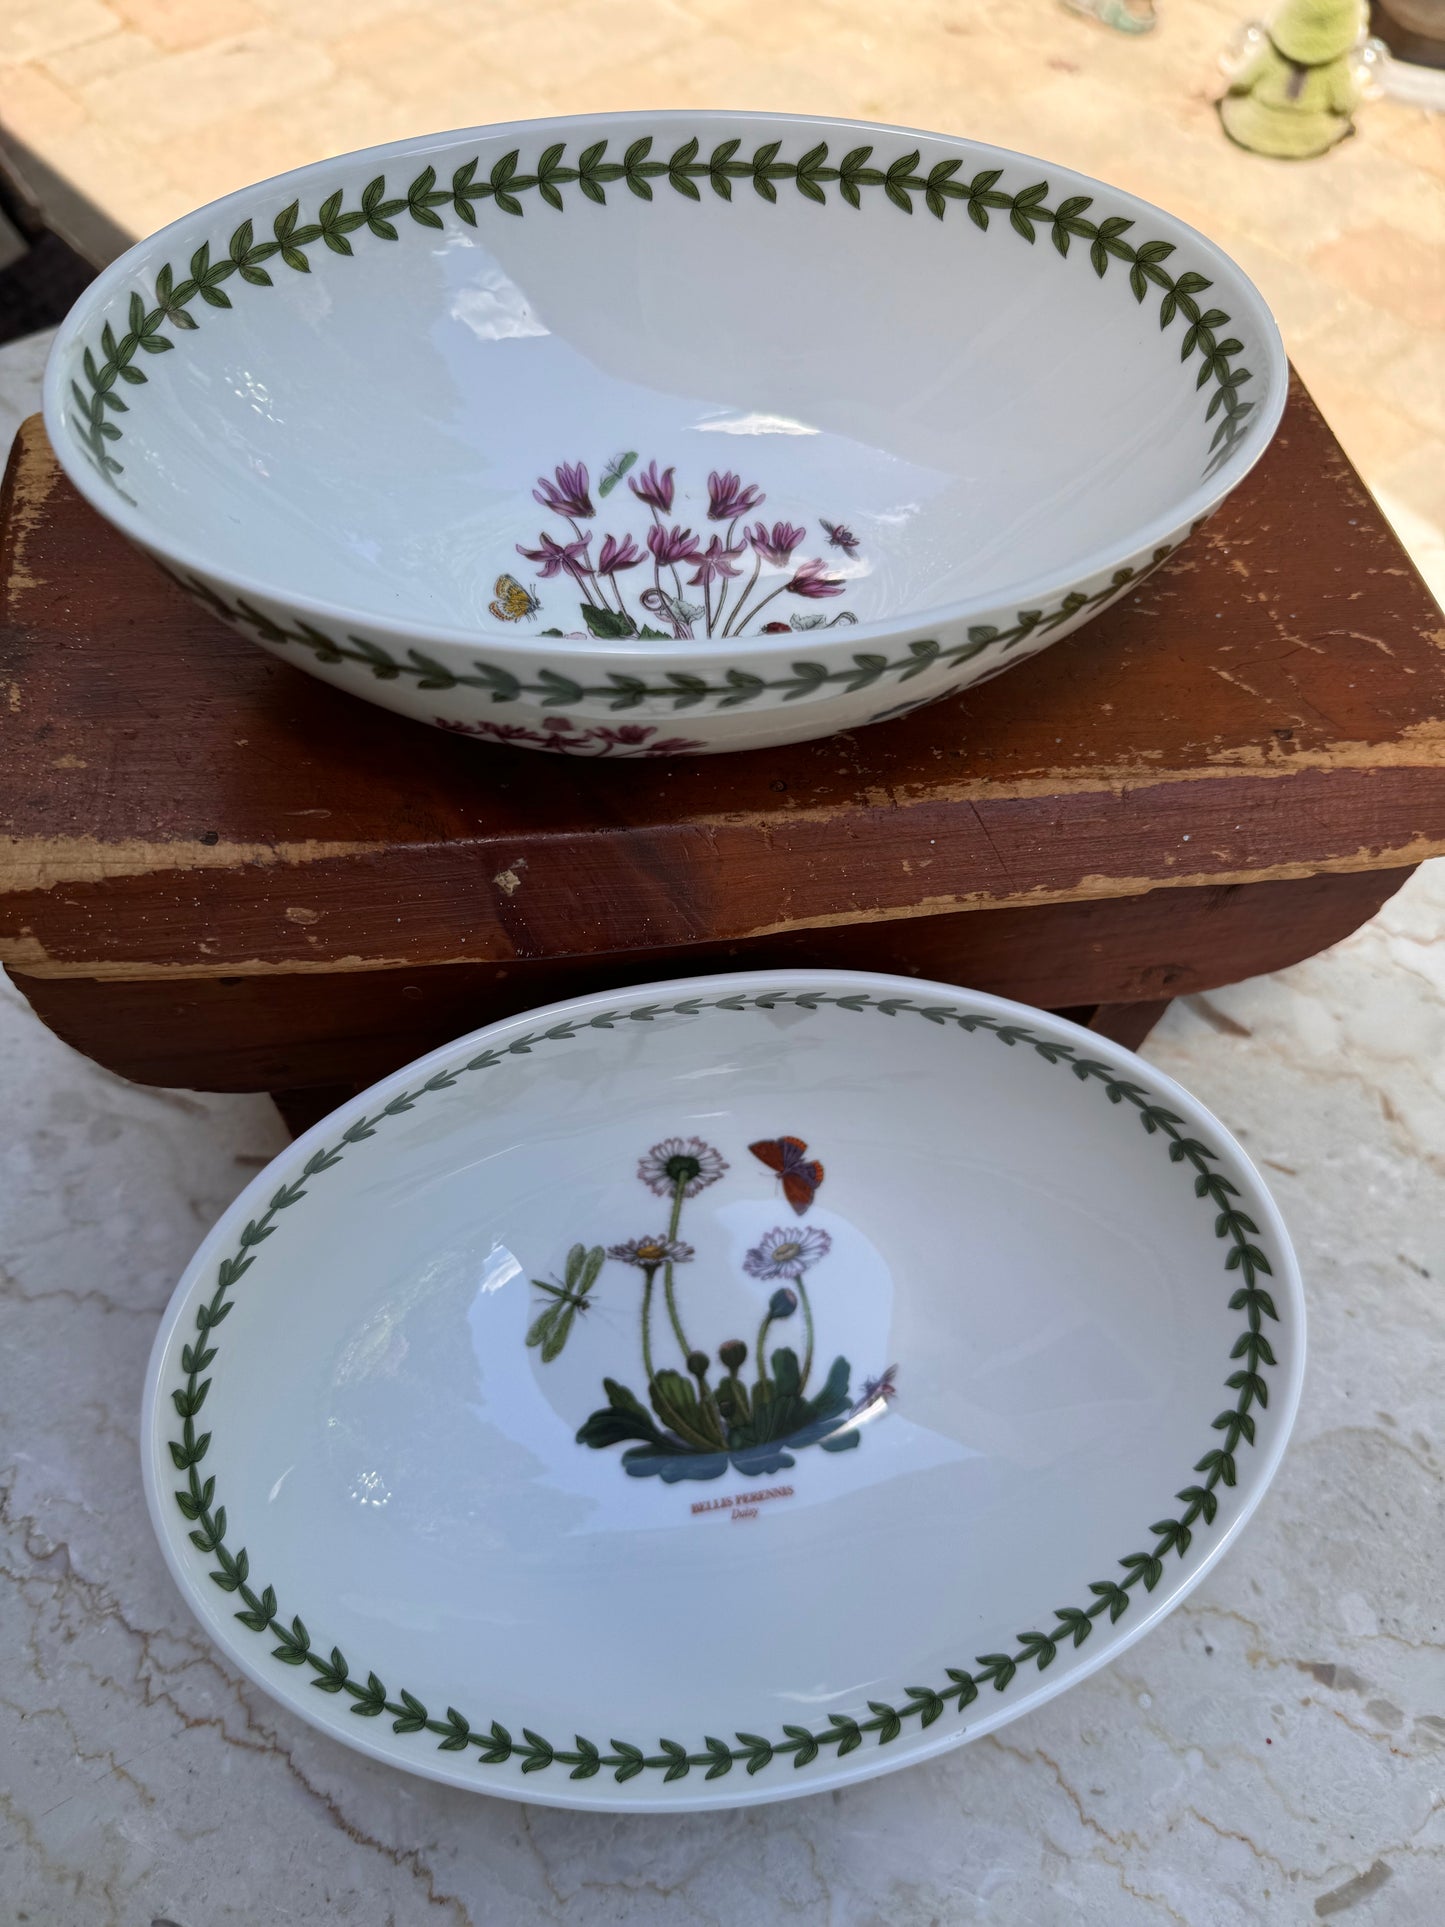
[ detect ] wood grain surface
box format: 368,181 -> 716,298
9,867 -> 1407,1093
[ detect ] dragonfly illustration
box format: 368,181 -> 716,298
525,1243 -> 605,1361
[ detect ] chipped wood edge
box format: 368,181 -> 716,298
0,414 -> 62,619
5,837 -> 1441,979
7,704 -> 1445,896
1,835 -> 395,894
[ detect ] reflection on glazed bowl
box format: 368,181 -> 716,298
46,111 -> 1287,754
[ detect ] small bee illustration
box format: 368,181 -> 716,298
489,572 -> 541,623
598,450 -> 638,498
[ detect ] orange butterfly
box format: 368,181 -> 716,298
749,1135 -> 824,1216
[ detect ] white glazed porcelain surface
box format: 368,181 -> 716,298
46,113 -> 1286,754
141,970 -> 1303,1811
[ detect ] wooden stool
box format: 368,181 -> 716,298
3,376 -> 1442,1136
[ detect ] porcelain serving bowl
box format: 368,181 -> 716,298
48,112 -> 1287,757
142,969 -> 1303,1810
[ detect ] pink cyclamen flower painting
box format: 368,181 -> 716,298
706,469 -> 764,521
627,459 -> 675,514
502,450 -> 864,640
516,531 -> 589,581
787,557 -> 846,599
647,522 -> 702,568
747,520 -> 806,568
533,460 -> 595,520
596,533 -> 644,576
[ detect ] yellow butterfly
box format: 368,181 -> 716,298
489,573 -> 541,623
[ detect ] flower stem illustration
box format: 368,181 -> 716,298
528,1131 -> 898,1482
662,1173 -> 691,1360
641,1267 -> 657,1388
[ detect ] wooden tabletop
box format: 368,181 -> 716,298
2,376 -> 1443,989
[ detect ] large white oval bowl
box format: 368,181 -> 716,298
48,111 -> 1287,755
142,971 -> 1303,1810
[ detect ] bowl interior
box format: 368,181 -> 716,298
157,983 -> 1293,1774
59,118 -> 1281,640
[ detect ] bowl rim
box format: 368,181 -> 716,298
45,108 -> 1290,663
138,963 -> 1306,1811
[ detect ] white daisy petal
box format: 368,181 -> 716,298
743,1224 -> 832,1280
637,1136 -> 729,1197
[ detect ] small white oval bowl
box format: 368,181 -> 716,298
48,112 -> 1287,757
142,969 -> 1303,1810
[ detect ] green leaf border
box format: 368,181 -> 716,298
165,991 -> 1283,1789
69,137 -> 1257,495
160,538 -> 1180,714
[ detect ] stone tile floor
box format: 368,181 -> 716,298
1,0 -> 1443,603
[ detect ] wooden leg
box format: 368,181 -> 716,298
1066,999 -> 1174,1052
271,1084 -> 359,1139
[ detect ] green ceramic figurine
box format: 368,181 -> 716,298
1219,0 -> 1375,157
